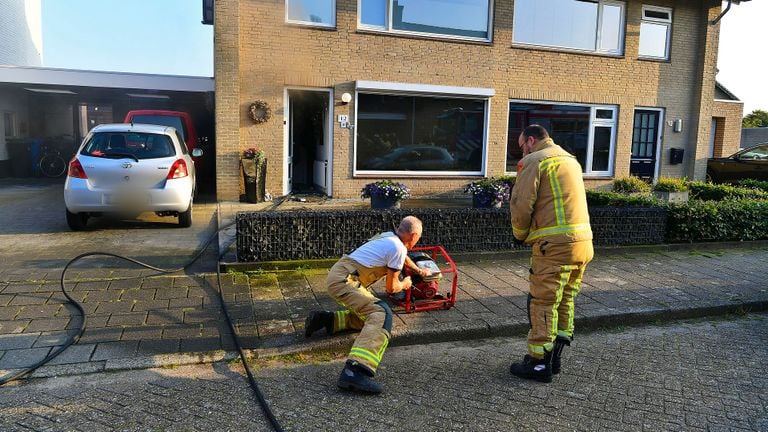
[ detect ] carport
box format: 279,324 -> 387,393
0,65 -> 216,195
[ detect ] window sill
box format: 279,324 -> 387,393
637,56 -> 671,63
356,28 -> 493,46
583,176 -> 614,180
354,173 -> 485,179
511,43 -> 624,59
285,21 -> 337,31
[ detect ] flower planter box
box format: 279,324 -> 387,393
370,195 -> 401,209
472,194 -> 502,208
241,158 -> 267,203
653,190 -> 688,203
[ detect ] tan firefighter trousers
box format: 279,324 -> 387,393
527,240 -> 593,358
326,256 -> 393,374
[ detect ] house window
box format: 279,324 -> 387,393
359,0 -> 493,42
355,93 -> 488,175
513,0 -> 625,55
286,0 -> 336,27
506,102 -> 617,176
639,5 -> 672,59
2,112 -> 16,138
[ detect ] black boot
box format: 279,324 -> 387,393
509,351 -> 553,383
552,335 -> 572,375
304,311 -> 333,338
337,360 -> 383,394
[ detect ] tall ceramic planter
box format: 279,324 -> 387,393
241,158 -> 267,203
370,194 -> 400,209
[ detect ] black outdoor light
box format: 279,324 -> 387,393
202,0 -> 214,25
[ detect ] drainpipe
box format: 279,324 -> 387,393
712,0 -> 750,25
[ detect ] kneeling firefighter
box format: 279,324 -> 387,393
509,124 -> 594,383
305,216 -> 431,394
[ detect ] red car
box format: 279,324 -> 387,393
123,110 -> 201,169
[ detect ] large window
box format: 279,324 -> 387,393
506,102 -> 617,176
286,0 -> 336,27
356,93 -> 488,174
639,5 -> 672,60
513,0 -> 625,55
359,0 -> 492,41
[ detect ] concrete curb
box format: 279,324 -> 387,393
18,299 -> 766,380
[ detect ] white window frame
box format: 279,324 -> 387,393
353,81 -> 494,177
505,100 -> 618,177
512,0 -> 625,56
2,112 -> 17,138
285,0 -> 336,28
639,5 -> 672,60
357,0 -> 494,43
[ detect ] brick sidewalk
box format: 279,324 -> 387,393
1,241 -> 767,380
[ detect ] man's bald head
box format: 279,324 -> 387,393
397,216 -> 422,236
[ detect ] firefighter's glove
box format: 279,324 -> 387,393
513,236 -> 525,247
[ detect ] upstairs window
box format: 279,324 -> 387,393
286,0 -> 336,28
639,5 -> 672,60
359,0 -> 493,42
513,0 -> 625,55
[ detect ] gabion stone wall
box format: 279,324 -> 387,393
236,207 -> 668,262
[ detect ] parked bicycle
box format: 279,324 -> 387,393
38,142 -> 68,178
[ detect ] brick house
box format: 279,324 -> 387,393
213,0 -> 744,200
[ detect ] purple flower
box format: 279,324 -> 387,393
361,180 -> 411,201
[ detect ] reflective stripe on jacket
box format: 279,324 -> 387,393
510,138 -> 593,244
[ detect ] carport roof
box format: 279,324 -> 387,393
0,65 -> 213,92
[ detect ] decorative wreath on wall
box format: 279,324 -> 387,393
248,100 -> 272,124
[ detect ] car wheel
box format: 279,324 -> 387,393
66,210 -> 89,231
705,172 -> 717,184
178,201 -> 193,228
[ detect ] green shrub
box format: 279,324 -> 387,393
586,190 -> 661,207
665,199 -> 768,242
687,181 -> 768,201
612,176 -> 651,194
652,177 -> 688,192
736,179 -> 768,193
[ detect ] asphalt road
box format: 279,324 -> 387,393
1,313 -> 766,431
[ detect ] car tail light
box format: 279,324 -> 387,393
68,158 -> 88,179
167,159 -> 189,179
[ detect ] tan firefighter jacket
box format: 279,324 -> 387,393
510,138 -> 593,245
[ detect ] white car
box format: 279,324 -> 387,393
64,123 -> 202,230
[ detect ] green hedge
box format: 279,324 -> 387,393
612,176 -> 651,194
586,190 -> 660,207
736,179 -> 768,193
665,199 -> 768,242
687,181 -> 768,201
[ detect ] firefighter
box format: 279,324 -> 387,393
304,216 -> 431,394
508,125 -> 594,383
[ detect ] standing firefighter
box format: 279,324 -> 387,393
509,125 -> 594,383
305,216 -> 430,394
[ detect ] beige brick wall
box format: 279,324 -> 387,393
712,100 -> 744,157
216,0 -> 726,200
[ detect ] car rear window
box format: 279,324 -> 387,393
130,115 -> 187,142
81,132 -> 175,160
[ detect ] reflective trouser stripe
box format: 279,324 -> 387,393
558,265 -> 586,339
349,347 -> 381,368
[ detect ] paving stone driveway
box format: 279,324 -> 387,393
0,179 -> 224,378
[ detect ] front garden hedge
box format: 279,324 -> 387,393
665,199 -> 768,242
